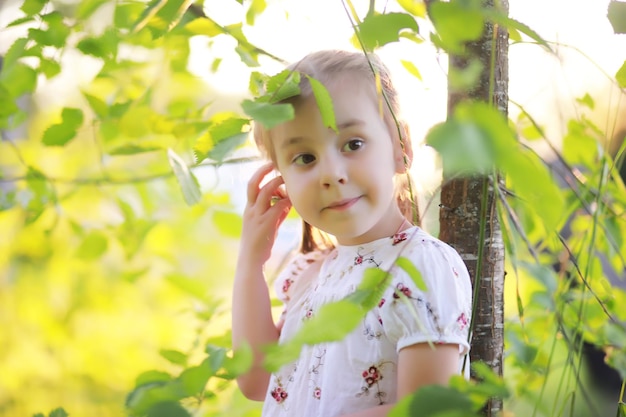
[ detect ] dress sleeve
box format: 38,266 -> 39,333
378,238 -> 472,355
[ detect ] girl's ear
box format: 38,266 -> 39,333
392,120 -> 413,174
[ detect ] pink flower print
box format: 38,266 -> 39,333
362,366 -> 382,387
305,308 -> 314,319
282,278 -> 293,294
457,312 -> 469,330
313,387 -> 321,399
393,283 -> 411,299
271,386 -> 288,403
378,298 -> 386,308
354,255 -> 363,265
452,267 -> 459,277
392,232 -> 408,245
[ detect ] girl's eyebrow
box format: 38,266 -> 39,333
280,136 -> 305,149
279,119 -> 366,149
337,119 -> 365,130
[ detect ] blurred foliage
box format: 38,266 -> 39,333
0,0 -> 625,416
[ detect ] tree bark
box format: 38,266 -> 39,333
438,1 -> 508,415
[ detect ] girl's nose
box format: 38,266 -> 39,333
319,156 -> 347,188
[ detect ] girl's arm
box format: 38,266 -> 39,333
341,343 -> 460,417
232,163 -> 292,401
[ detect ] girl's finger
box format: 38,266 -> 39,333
246,162 -> 275,203
257,175 -> 286,209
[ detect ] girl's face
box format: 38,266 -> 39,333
271,78 -> 408,246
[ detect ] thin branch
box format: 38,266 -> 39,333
556,233 -> 619,325
187,4 -> 287,65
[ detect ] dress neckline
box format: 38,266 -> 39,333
334,225 -> 420,256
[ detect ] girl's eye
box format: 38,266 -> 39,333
293,153 -> 316,165
343,138 -> 364,152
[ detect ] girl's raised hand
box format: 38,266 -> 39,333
241,162 -> 292,266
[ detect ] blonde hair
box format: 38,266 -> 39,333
253,49 -> 419,253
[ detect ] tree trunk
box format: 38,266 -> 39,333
438,1 -> 508,415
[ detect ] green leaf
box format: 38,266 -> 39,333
76,0 -> 109,19
395,257 -> 427,291
82,93 -> 109,118
206,345 -> 227,372
608,0 -> 626,34
426,119 -> 494,176
397,0 -> 426,18
429,1 -> 483,53
454,102 -> 565,231
48,408 -> 69,417
32,413 -> 45,417
146,401 -> 191,417
21,0 -> 47,16
306,75 -> 337,132
119,106 -> 156,138
246,0 -> 267,25
616,60 -> 626,88
8,16 -> 35,27
39,58 -> 61,79
576,93 -> 595,110
4,38 -> 29,69
184,18 -> 222,37
448,58 -> 483,91
132,0 -> 192,38
400,60 -> 423,81
516,111 -> 543,141
265,70 -> 301,103
159,349 -> 188,366
222,344 -> 253,378
355,12 -> 419,50
507,330 -> 538,365
135,370 -> 172,386
77,37 -> 113,60
0,85 -> 19,118
35,12 -> 70,47
562,119 -> 600,168
408,385 -> 476,417
345,267 -> 391,310
42,108 -> 84,146
179,359 -> 213,395
213,211 -> 242,237
195,115 -> 250,162
264,300 -> 364,372
76,231 -> 108,260
241,100 -> 294,129
167,148 -> 202,206
0,62 -> 38,97
23,168 -> 54,224
482,9 -> 552,52
126,381 -> 186,415
115,2 -> 146,29
208,133 -> 248,162
109,145 -> 162,155
131,0 -> 168,33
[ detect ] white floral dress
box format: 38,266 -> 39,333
261,226 -> 472,417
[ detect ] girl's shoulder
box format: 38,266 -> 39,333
392,226 -> 470,285
273,248 -> 331,303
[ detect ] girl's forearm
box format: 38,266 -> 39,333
231,258 -> 280,400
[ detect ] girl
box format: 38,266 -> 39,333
232,50 -> 472,417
